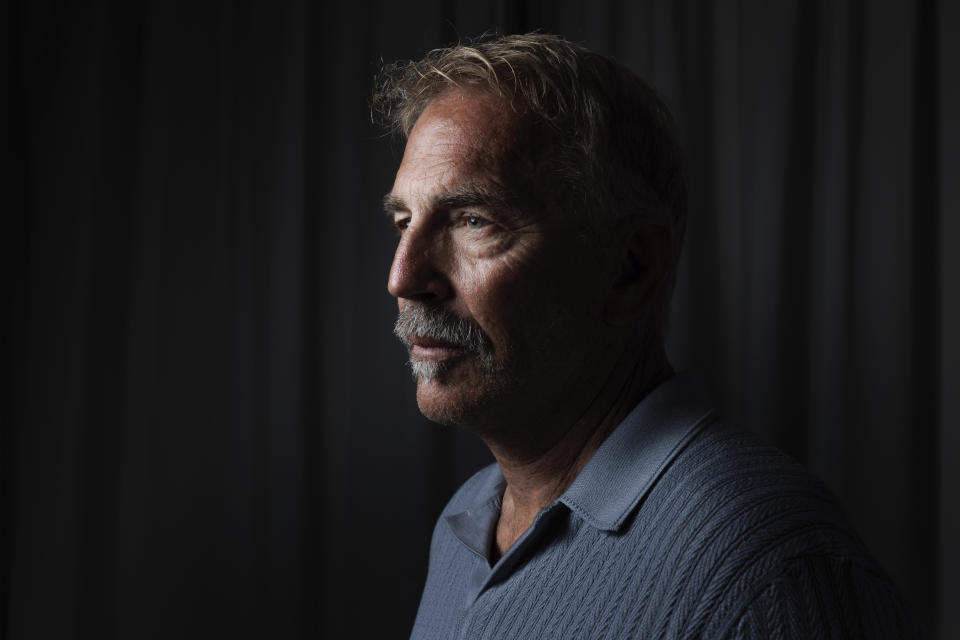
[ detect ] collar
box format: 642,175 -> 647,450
558,373 -> 715,531
444,374 -> 715,557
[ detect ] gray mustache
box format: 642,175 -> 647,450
394,303 -> 493,363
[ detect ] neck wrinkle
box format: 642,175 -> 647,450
489,336 -> 673,531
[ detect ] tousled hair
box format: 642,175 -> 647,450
372,33 -> 687,336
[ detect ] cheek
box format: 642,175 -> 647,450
453,237 -> 538,299
455,254 -> 541,339
451,234 -> 603,345
464,262 -> 575,353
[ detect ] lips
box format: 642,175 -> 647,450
410,335 -> 460,349
408,335 -> 466,360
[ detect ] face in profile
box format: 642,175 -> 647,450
386,89 -> 616,432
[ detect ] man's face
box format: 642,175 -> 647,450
385,90 -> 613,430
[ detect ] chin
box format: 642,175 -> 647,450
408,358 -> 449,382
411,354 -> 518,428
415,375 -> 471,426
414,369 -> 503,428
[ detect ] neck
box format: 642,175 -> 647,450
484,337 -> 672,560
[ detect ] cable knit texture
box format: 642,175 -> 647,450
410,380 -> 911,639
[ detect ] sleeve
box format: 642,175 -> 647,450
726,555 -> 917,640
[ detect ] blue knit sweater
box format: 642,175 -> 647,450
410,376 -> 911,639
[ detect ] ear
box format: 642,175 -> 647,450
603,217 -> 671,327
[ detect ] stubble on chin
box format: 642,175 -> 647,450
409,357 -> 448,382
394,302 -> 523,427
413,353 -> 523,429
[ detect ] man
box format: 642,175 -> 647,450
375,34 -> 909,639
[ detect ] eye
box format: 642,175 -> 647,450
465,215 -> 489,230
394,217 -> 410,232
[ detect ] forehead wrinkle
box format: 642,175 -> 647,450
390,90 -> 534,222
413,99 -> 550,223
409,92 -> 517,167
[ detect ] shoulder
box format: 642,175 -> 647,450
658,418 -> 851,531
723,552 -> 915,639
651,418 -> 875,569
635,419 -> 911,637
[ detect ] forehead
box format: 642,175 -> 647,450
410,89 -> 516,156
392,91 -> 520,200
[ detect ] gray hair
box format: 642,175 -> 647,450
372,33 -> 687,335
393,302 -> 496,381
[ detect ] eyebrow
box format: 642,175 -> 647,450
383,193 -> 407,216
382,185 -> 517,219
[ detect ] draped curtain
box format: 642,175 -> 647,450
5,1 -> 957,637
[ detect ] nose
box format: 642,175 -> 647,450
387,226 -> 452,302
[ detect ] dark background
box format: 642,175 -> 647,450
4,0 -> 957,638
